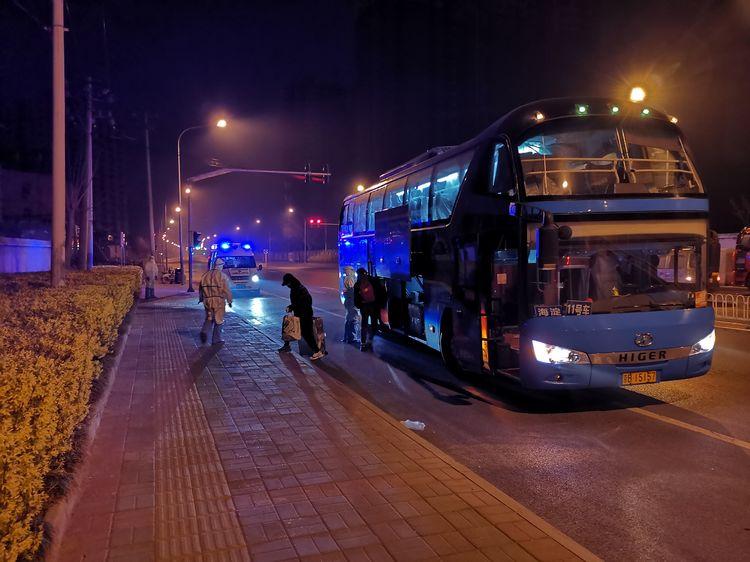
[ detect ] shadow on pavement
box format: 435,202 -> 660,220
374,330 -> 667,415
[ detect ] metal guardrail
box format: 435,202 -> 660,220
708,293 -> 750,323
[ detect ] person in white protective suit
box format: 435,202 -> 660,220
198,257 -> 233,345
143,255 -> 159,299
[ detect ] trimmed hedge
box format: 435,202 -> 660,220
0,266 -> 141,561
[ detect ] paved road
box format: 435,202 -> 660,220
228,264 -> 750,561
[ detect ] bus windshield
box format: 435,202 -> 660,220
518,119 -> 702,197
530,235 -> 705,315
220,256 -> 256,269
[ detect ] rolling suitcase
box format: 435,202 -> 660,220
298,316 -> 327,356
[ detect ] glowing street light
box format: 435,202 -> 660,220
235,225 -> 241,231
629,86 -> 646,103
184,186 -> 191,194
255,218 -> 261,224
177,118 -> 229,289
288,207 -> 295,213
356,184 -> 365,192
175,206 -> 181,213
169,218 -> 175,225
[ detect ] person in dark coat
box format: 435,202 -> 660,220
278,273 -> 324,360
354,267 -> 384,351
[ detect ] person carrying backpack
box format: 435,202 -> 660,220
354,267 -> 380,351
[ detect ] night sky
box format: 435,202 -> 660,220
3,0 -> 750,252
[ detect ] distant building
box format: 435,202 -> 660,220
0,168 -> 51,239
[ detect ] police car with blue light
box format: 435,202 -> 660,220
208,240 -> 262,295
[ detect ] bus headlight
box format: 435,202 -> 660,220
251,274 -> 260,283
532,340 -> 590,364
690,330 -> 715,355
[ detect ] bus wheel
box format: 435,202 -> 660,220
440,312 -> 463,376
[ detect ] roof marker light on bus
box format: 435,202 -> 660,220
611,105 -> 620,114
534,111 -> 545,121
641,108 -> 651,116
220,242 -> 231,250
576,104 -> 588,115
242,243 -> 252,250
436,172 -> 459,183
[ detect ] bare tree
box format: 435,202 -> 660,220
65,137 -> 87,267
730,195 -> 750,227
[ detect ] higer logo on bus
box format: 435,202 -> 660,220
618,350 -> 667,363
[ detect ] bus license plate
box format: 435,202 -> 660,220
622,371 -> 657,386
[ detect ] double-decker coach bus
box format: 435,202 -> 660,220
339,98 -> 715,389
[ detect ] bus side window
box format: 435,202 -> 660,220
367,188 -> 385,232
432,150 -> 473,222
340,203 -> 351,235
383,178 -> 406,209
490,142 -> 515,195
353,195 -> 369,234
407,168 -> 432,226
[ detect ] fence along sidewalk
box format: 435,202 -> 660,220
709,293 -> 750,323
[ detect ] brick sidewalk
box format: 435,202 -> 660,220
51,295 -> 597,562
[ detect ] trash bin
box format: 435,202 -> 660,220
174,268 -> 183,284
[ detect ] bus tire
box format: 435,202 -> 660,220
440,311 -> 464,376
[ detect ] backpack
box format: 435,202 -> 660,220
358,278 -> 376,304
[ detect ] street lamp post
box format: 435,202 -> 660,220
185,187 -> 195,292
176,118 -> 227,290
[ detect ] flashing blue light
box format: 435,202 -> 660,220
220,242 -> 231,250
242,243 -> 252,250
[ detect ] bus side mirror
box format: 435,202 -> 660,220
257,264 -> 263,271
536,212 -> 559,271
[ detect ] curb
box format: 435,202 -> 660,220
44,310 -> 134,561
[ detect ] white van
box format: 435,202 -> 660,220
208,241 -> 263,295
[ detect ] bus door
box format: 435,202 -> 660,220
449,241 -> 482,369
491,249 -> 520,372
373,205 -> 411,334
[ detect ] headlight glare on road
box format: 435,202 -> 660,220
251,274 -> 260,283
532,340 -> 590,364
690,330 -> 715,355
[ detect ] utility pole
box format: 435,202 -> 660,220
163,203 -> 168,272
186,188 -> 194,291
144,113 -> 155,256
79,77 -> 94,270
51,0 -> 66,286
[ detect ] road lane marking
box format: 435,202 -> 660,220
630,407 -> 750,451
386,365 -> 409,393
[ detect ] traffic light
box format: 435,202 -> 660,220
192,231 -> 201,250
304,162 -> 311,184
322,163 -> 329,185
